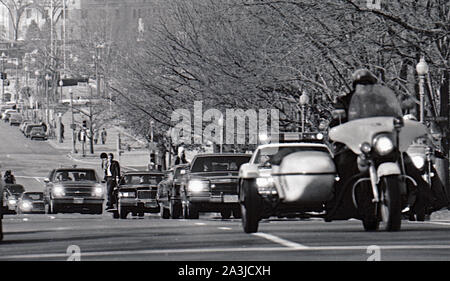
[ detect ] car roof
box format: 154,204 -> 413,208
193,153 -> 252,158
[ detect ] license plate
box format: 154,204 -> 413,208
74,198 -> 84,204
145,202 -> 156,208
223,195 -> 238,203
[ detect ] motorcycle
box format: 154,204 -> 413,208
328,114 -> 429,231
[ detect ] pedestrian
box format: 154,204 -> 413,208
101,128 -> 107,145
60,122 -> 65,142
104,153 -> 121,210
175,149 -> 188,165
94,128 -> 99,145
78,128 -> 86,157
3,170 -> 16,184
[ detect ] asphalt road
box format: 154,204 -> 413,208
1,121 -> 450,262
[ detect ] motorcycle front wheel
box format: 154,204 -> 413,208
380,176 -> 402,231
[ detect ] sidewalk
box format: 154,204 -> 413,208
47,111 -> 150,170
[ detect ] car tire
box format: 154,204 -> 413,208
112,210 -> 119,219
119,205 -> 128,219
138,212 -> 144,217
0,219 -> 3,242
91,205 -> 103,215
161,205 -> 170,219
221,209 -> 232,219
241,180 -> 261,233
170,200 -> 182,219
185,202 -> 199,219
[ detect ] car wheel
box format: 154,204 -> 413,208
119,205 -> 128,219
138,212 -> 144,217
161,204 -> 170,219
185,202 -> 199,219
241,180 -> 261,233
91,205 -> 103,215
170,200 -> 182,219
221,209 -> 232,219
0,219 -> 3,242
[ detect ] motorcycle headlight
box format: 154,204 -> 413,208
373,135 -> 394,156
119,191 -> 136,198
52,186 -> 65,197
188,180 -> 210,193
411,155 -> 425,170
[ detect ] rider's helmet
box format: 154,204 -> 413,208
351,69 -> 378,88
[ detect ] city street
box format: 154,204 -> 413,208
1,122 -> 450,262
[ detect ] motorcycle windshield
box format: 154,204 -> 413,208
348,84 -> 402,121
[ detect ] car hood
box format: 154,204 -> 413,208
55,182 -> 100,187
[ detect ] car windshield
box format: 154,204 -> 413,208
54,170 -> 97,182
31,127 -> 44,132
23,193 -> 43,201
6,185 -> 25,195
254,146 -> 330,164
191,156 -> 250,172
121,174 -> 163,185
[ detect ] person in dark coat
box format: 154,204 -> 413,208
104,153 -> 121,209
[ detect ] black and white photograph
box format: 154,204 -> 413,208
0,0 -> 450,272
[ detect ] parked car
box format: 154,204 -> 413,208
157,164 -> 189,219
16,192 -> 45,214
24,124 -> 43,138
2,109 -> 18,122
19,120 -> 32,133
180,153 -> 252,219
8,113 -> 22,126
111,171 -> 165,219
30,126 -> 48,140
44,168 -> 104,214
2,184 -> 25,215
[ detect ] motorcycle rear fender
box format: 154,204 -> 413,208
376,162 -> 400,182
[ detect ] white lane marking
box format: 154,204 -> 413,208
195,222 -> 206,226
252,232 -> 309,249
218,227 -> 232,230
4,244 -> 450,260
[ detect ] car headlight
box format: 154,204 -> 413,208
411,155 -> 425,170
52,185 -> 65,197
8,199 -> 17,205
373,135 -> 394,156
92,186 -> 104,197
188,180 -> 210,193
119,191 -> 136,198
21,201 -> 32,211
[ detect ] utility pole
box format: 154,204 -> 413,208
70,89 -> 77,154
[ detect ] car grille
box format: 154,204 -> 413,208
211,182 -> 238,196
32,202 -> 45,209
64,187 -> 93,198
137,190 -> 156,199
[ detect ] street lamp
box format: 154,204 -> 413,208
69,89 -> 77,154
1,52 -> 8,103
299,92 -> 310,134
45,74 -> 51,126
34,70 -> 40,122
416,56 -> 429,123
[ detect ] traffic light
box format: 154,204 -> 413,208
82,120 -> 87,128
0,72 -> 6,80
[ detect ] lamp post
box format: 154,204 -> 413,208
69,89 -> 76,154
218,116 -> 224,153
45,74 -> 51,126
299,92 -> 310,134
34,70 -> 40,122
1,52 -> 8,103
416,56 -> 429,123
59,79 -> 63,102
166,128 -> 173,168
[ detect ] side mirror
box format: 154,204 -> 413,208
331,109 -> 346,121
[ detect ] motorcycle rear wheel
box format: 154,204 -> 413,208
380,176 -> 402,231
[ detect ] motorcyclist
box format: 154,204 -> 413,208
329,69 -> 448,220
3,170 -> 16,184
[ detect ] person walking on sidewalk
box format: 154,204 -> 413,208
104,153 -> 121,210
94,128 -> 99,145
101,128 -> 107,145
